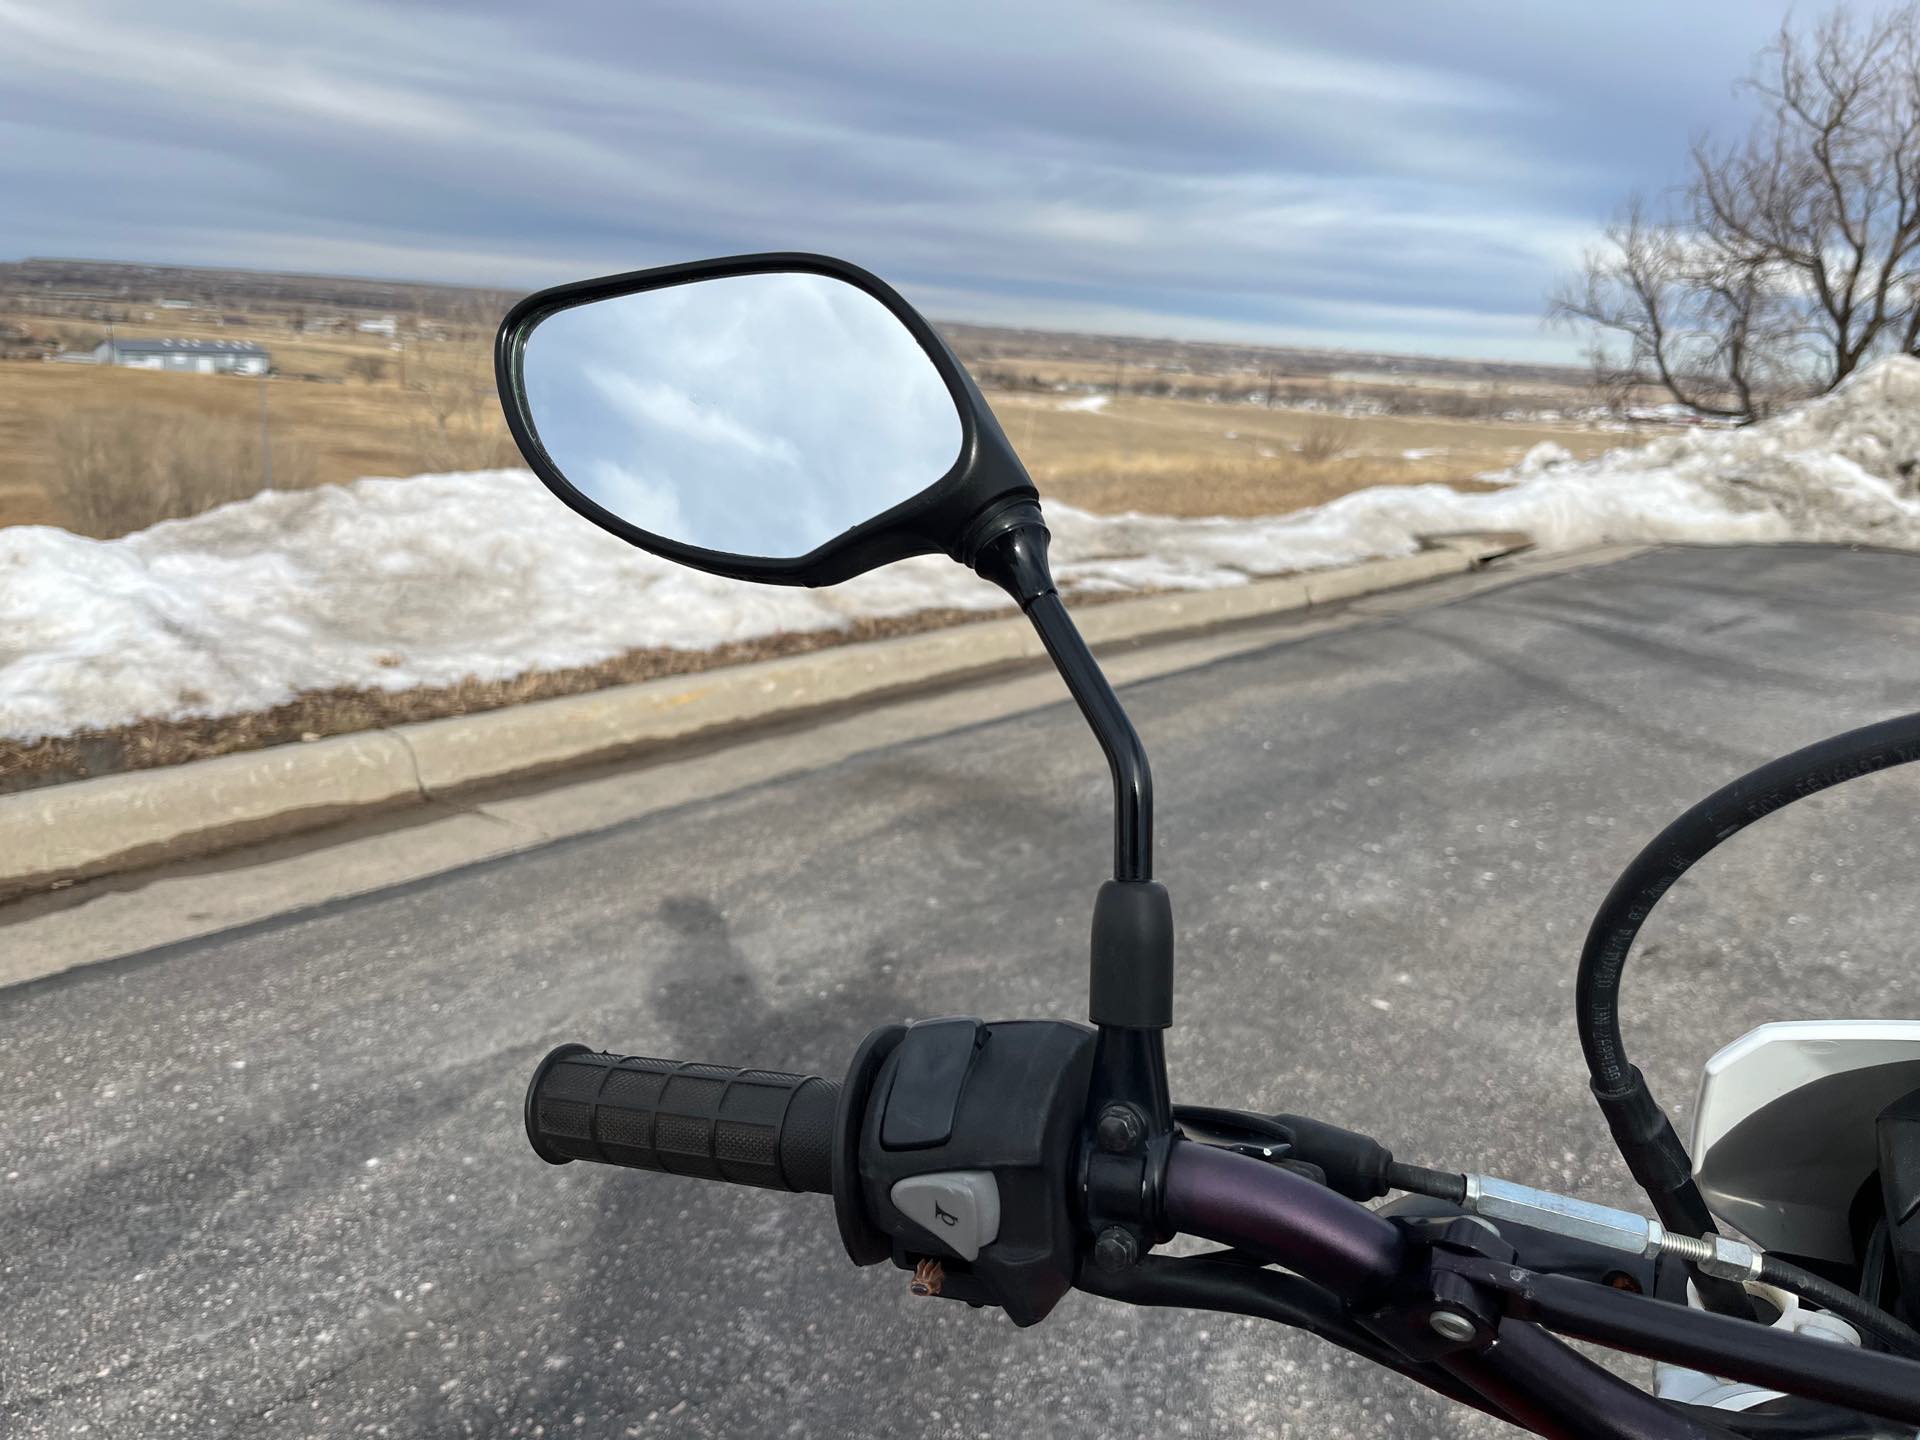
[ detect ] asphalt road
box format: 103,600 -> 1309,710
8,543 -> 1920,1440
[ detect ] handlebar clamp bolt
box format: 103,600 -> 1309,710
1095,1105 -> 1146,1154
1093,1226 -> 1140,1272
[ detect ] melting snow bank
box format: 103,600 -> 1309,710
1057,393 -> 1111,413
5,356 -> 1920,743
0,476 -> 1372,742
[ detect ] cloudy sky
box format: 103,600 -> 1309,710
2,0 -> 1798,361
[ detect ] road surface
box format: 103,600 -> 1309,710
7,544 -> 1920,1438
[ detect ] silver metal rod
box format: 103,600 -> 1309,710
1461,1174 -> 1762,1282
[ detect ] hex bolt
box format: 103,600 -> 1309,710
1095,1104 -> 1146,1154
1093,1226 -> 1139,1272
1428,1309 -> 1477,1343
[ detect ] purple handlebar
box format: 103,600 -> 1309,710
1162,1140 -> 1403,1301
1159,1141 -> 1726,1439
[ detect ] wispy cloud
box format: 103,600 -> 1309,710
0,0 -> 1790,360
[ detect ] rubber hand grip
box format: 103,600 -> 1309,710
524,1044 -> 840,1194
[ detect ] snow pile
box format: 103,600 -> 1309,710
5,356 -> 1920,743
0,475 -> 1350,741
1423,356 -> 1920,544
1057,393 -> 1110,413
1493,442 -> 1575,481
1050,356 -> 1920,584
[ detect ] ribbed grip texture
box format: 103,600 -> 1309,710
525,1045 -> 840,1194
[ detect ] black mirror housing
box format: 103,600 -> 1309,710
497,252 -> 1172,1166
494,251 -> 1040,588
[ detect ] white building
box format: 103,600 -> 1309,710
93,338 -> 270,376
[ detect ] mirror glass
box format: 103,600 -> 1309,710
520,270 -> 965,559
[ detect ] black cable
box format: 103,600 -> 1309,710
1758,1253 -> 1920,1360
1156,1126 -> 1920,1405
1171,1105 -> 1294,1148
1573,708 -> 1920,1317
1858,1217 -> 1891,1313
1075,1252 -> 1507,1422
1375,1157 -> 1920,1355
1671,1401 -> 1913,1440
1173,1104 -> 1468,1206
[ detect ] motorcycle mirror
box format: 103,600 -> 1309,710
497,253 -> 1173,1135
495,253 -> 1039,587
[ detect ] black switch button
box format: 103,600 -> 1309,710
880,1017 -> 982,1150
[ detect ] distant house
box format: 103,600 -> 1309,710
356,315 -> 397,337
93,337 -> 270,376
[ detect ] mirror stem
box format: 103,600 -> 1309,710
1026,592 -> 1152,882
970,500 -> 1175,1186
964,501 -> 1152,882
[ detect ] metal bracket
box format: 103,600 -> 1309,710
1357,1216 -> 1515,1362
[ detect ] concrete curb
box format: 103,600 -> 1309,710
0,538 -> 1521,900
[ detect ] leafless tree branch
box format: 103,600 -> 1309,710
1554,3 -> 1920,422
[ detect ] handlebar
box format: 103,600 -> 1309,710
1161,1141 -> 1405,1301
1156,1142 -> 1733,1438
523,1031 -> 1920,1436
1160,1138 -> 1920,1433
525,1044 -> 840,1194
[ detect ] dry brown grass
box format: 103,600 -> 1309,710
0,307 -> 1616,533
44,405 -> 321,538
991,393 -> 1615,517
1032,452 -> 1509,517
0,294 -> 511,530
407,349 -> 521,472
0,357 -> 516,529
1295,416 -> 1351,465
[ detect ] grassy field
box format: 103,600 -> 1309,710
0,285 -> 508,532
0,343 -> 1614,533
1,256 -> 1636,535
994,391 -> 1615,517
0,363 -> 507,529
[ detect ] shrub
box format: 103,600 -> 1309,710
44,407 -> 319,538
409,353 -> 521,471
1296,416 -> 1353,465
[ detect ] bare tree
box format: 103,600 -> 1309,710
1582,340 -> 1640,419
1555,5 -> 1920,422
407,345 -> 518,471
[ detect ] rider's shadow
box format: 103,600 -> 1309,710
648,892 -> 919,1063
541,892 -> 932,1401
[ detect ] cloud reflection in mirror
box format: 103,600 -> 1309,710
523,270 -> 964,558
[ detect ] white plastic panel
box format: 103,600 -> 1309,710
1691,1020 -> 1920,1262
